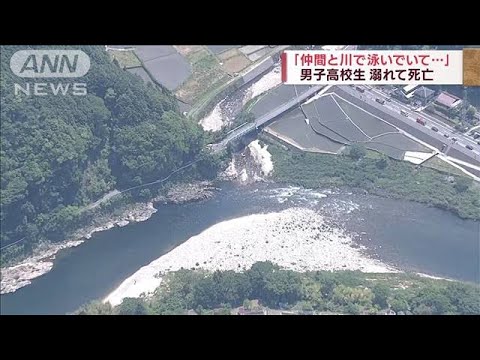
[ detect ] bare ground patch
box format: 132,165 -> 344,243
222,54 -> 251,74
107,50 -> 141,68
175,47 -> 230,105
219,48 -> 241,61
174,45 -> 204,57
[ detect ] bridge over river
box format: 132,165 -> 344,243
211,45 -> 358,151
211,84 -> 325,151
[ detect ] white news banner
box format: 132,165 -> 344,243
281,50 -> 463,85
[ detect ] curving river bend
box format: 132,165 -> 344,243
0,182 -> 478,315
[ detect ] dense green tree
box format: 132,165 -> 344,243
345,302 -> 362,315
372,283 -> 390,309
454,177 -> 472,193
77,262 -> 480,315
77,300 -> 114,315
331,271 -> 365,287
247,261 -> 279,299
445,282 -> 480,315
389,292 -> 411,313
376,155 -> 389,170
302,278 -> 326,310
212,271 -> 252,306
413,303 -> 434,315
314,273 -> 338,300
1,45 -> 216,260
348,144 -> 366,160
262,269 -> 303,307
332,285 -> 374,309
411,286 -> 455,315
192,276 -> 218,308
117,298 -> 150,315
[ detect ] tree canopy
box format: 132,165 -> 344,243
77,262 -> 480,315
1,45 -> 217,260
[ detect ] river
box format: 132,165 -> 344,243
0,182 -> 478,314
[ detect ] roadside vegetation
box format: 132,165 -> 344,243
77,261 -> 480,315
422,156 -> 468,177
268,143 -> 480,220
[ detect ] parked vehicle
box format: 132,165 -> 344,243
416,117 -> 426,125
401,110 -> 409,117
466,144 -> 474,150
477,141 -> 480,146
376,98 -> 385,105
452,138 -> 457,142
444,133 -> 450,138
386,97 -> 392,102
356,86 -> 365,93
431,126 -> 439,132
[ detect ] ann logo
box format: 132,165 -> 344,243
10,50 -> 90,78
20,54 -> 79,75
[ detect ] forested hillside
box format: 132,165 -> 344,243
0,46 -> 216,257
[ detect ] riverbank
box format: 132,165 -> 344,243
84,263 -> 480,315
267,142 -> 480,221
155,181 -> 218,204
198,65 -> 281,132
102,138 -> 480,307
103,207 -> 397,307
0,181 -> 217,295
4,176 -> 478,314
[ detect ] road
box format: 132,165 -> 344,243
358,85 -> 480,157
338,86 -> 480,165
214,44 -> 480,169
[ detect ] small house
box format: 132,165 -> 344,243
414,86 -> 436,105
434,91 -> 463,110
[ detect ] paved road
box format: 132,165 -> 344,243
358,86 -> 480,157
337,86 -> 480,166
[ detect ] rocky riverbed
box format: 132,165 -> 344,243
154,181 -> 219,204
104,207 -> 398,306
0,181 -> 217,295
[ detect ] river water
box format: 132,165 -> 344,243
1,182 -> 479,314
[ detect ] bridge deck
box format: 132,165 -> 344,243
216,85 -> 324,149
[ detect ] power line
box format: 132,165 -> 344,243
0,159 -> 202,251
0,237 -> 25,251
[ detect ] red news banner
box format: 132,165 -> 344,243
281,50 -> 465,85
